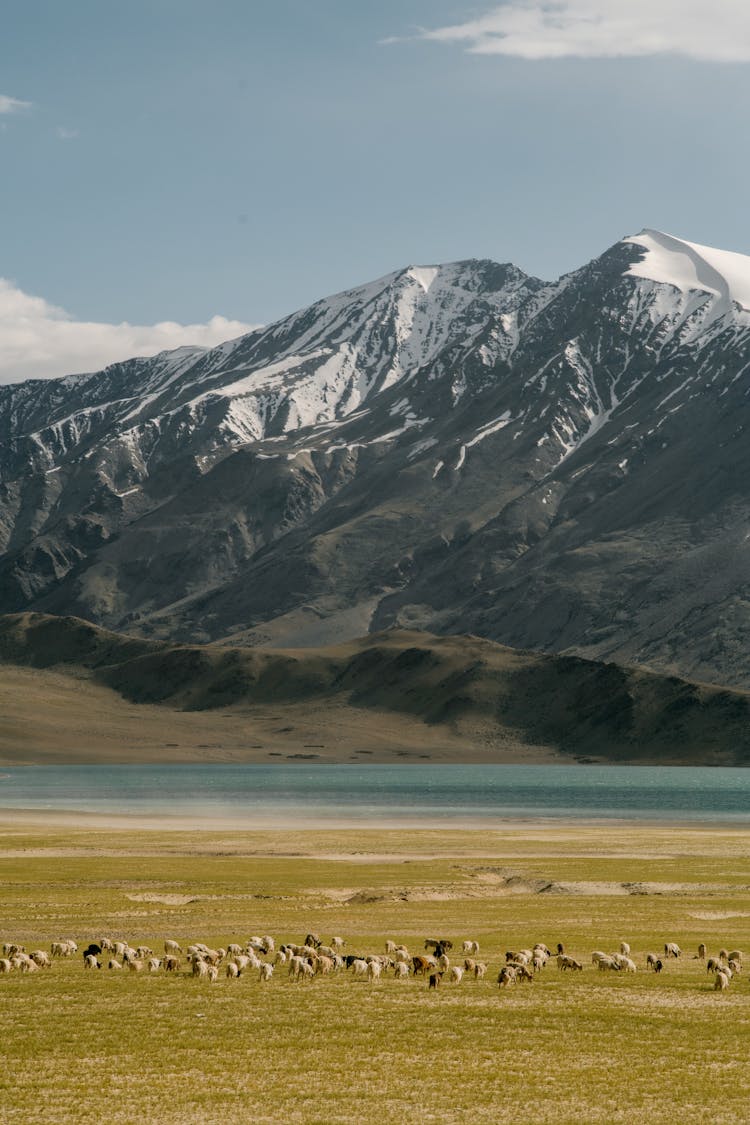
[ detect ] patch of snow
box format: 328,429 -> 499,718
625,229 -> 750,312
407,266 -> 439,293
454,445 -> 466,471
432,460 -> 444,478
466,410 -> 512,449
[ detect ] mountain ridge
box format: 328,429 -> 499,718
3,229 -> 750,691
1,612 -> 749,765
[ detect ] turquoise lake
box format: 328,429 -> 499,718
0,764 -> 748,824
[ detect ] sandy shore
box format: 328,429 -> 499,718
0,805 -> 744,834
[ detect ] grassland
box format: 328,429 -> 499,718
1,821 -> 750,1123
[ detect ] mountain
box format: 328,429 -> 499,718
2,229 -> 750,689
2,612 -> 750,765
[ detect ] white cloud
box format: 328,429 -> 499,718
0,278 -> 259,385
0,94 -> 31,114
418,1 -> 750,61
56,126 -> 79,141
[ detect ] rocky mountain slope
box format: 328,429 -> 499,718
2,612 -> 749,765
3,230 -> 750,688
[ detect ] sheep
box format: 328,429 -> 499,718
428,972 -> 442,989
262,937 -> 275,955
135,946 -> 152,960
718,948 -> 729,963
226,962 -> 241,979
620,942 -> 631,956
619,957 -> 637,973
728,959 -> 742,976
315,956 -> 334,977
449,966 -> 464,984
591,951 -> 609,965
367,961 -> 382,983
351,958 -> 369,979
596,956 -> 620,972
287,956 -> 305,980
226,944 -> 243,959
0,959 -> 11,973
464,958 -> 476,974
532,954 -> 547,973
304,933 -> 322,950
127,959 -> 144,973
206,965 -> 219,983
259,963 -> 274,982
653,960 -> 663,973
697,943 -> 707,960
727,950 -> 743,964
20,958 -> 38,974
714,971 -> 730,992
233,955 -> 251,972
331,936 -> 345,950
84,953 -> 101,970
557,955 -> 582,971
30,950 -> 51,969
646,953 -> 659,970
113,942 -> 127,959
394,962 -> 409,979
462,940 -> 480,956
664,943 -> 681,959
385,940 -> 397,954
164,955 -> 181,973
298,962 -> 314,983
707,957 -> 721,974
108,959 -> 122,971
436,953 -> 450,973
497,966 -> 516,988
147,958 -> 162,973
474,962 -> 487,980
193,959 -> 210,979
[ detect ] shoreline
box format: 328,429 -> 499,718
0,805 -> 748,833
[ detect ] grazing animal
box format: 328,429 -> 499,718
697,943 -> 706,960
428,972 -> 442,989
84,954 -> 101,970
653,960 -> 663,973
664,943 -> 681,959
714,971 -> 730,992
259,963 -> 274,982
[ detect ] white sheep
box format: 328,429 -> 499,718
367,961 -> 382,983
108,959 -> 122,971
259,963 -> 274,982
226,962 -> 240,979
164,939 -> 182,955
462,940 -> 480,956
148,958 -> 162,973
394,962 -> 409,979
714,971 -> 730,991
449,966 -> 464,984
620,941 -> 631,956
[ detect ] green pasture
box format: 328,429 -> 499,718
1,824 -> 749,1124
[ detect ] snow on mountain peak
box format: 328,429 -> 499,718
406,266 -> 440,293
624,229 -> 750,311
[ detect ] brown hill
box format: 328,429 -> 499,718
0,613 -> 748,765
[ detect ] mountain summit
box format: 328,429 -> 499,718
3,230 -> 750,689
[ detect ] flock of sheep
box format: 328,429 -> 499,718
0,933 -> 742,993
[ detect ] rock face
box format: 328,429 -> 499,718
3,229 -> 750,687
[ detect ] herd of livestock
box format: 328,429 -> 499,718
0,933 -> 743,993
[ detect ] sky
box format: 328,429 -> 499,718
3,0 -> 750,382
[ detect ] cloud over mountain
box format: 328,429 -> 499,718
0,278 -> 257,384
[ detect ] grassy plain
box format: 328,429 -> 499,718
1,821 -> 750,1124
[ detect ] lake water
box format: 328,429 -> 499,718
0,764 -> 748,825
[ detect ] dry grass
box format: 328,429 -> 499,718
1,823 -> 750,1123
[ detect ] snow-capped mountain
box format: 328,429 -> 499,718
4,229 -> 750,689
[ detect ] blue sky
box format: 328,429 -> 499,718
2,0 -> 750,380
